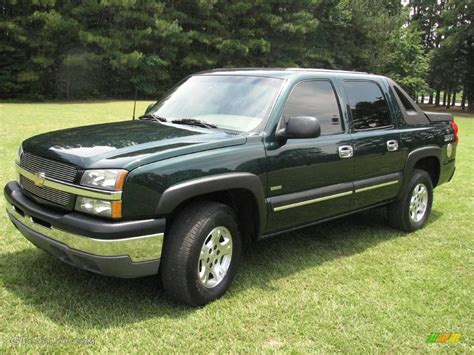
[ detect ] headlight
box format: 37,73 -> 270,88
16,145 -> 24,183
78,169 -> 127,218
80,169 -> 128,190
75,197 -> 122,218
16,145 -> 24,163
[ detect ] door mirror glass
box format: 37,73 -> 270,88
276,116 -> 321,139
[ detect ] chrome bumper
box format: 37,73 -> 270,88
6,203 -> 164,263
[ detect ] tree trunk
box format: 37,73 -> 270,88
461,88 -> 466,110
435,89 -> 441,106
451,92 -> 456,107
442,90 -> 447,107
446,91 -> 451,109
429,93 -> 433,104
421,94 -> 425,104
66,65 -> 70,100
468,90 -> 474,113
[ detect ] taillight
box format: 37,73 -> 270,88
450,119 -> 459,144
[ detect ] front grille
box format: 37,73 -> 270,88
20,152 -> 77,183
20,175 -> 74,207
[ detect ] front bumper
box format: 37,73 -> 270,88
4,181 -> 165,278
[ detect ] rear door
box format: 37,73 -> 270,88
342,80 -> 403,209
265,79 -> 354,233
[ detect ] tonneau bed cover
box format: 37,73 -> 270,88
425,111 -> 453,122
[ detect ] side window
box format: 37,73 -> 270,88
391,83 -> 429,125
283,80 -> 343,135
394,85 -> 416,112
343,81 -> 392,130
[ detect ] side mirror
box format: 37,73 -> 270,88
145,103 -> 154,114
276,116 -> 321,139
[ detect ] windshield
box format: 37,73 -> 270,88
149,75 -> 283,132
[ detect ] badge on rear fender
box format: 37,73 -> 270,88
444,133 -> 454,142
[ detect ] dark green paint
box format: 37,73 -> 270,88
22,120 -> 247,170
17,69 -> 457,236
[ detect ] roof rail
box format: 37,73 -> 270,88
286,68 -> 368,74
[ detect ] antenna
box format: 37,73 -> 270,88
132,86 -> 138,120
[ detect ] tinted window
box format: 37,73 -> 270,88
394,85 -> 416,112
343,81 -> 391,130
283,80 -> 343,134
391,83 -> 429,125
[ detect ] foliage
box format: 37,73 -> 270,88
409,0 -> 473,110
376,26 -> 430,96
1,0 -> 471,108
1,0 -> 432,100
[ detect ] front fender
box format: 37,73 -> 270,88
155,172 -> 267,234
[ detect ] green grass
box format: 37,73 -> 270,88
0,102 -> 473,353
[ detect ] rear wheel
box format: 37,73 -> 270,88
160,201 -> 241,306
387,169 -> 433,232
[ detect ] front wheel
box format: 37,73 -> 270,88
160,201 -> 241,306
387,169 -> 433,232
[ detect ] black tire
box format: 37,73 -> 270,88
160,201 -> 241,306
387,169 -> 433,232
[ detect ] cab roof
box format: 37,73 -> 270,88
197,67 -> 381,80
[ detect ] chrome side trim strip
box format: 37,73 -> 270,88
16,164 -> 122,201
6,203 -> 163,262
273,191 -> 353,212
355,180 -> 398,193
273,179 -> 400,211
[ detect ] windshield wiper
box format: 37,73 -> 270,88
171,118 -> 217,129
138,113 -> 167,122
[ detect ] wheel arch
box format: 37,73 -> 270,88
401,146 -> 441,196
156,173 -> 267,239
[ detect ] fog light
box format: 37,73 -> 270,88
75,197 -> 122,218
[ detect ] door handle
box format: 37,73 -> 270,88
386,140 -> 399,152
338,145 -> 353,159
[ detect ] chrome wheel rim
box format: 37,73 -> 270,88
198,226 -> 233,288
409,183 -> 428,223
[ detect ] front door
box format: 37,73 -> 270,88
341,80 -> 403,209
265,79 -> 354,233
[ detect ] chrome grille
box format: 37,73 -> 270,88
20,152 -> 77,183
20,175 -> 73,207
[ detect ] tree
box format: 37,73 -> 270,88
376,26 -> 430,97
0,0 -> 468,105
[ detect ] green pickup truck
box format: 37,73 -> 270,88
5,68 -> 458,306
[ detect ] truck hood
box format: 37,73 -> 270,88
22,120 -> 248,170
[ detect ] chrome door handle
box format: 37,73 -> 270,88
386,140 -> 399,152
338,145 -> 353,159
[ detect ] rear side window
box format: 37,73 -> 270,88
283,80 -> 343,135
343,81 -> 392,130
390,82 -> 429,125
394,85 -> 416,112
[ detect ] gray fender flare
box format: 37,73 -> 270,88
156,173 -> 267,234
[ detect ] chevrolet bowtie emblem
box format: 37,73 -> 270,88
33,172 -> 46,187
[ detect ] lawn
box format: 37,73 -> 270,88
0,102 -> 472,353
